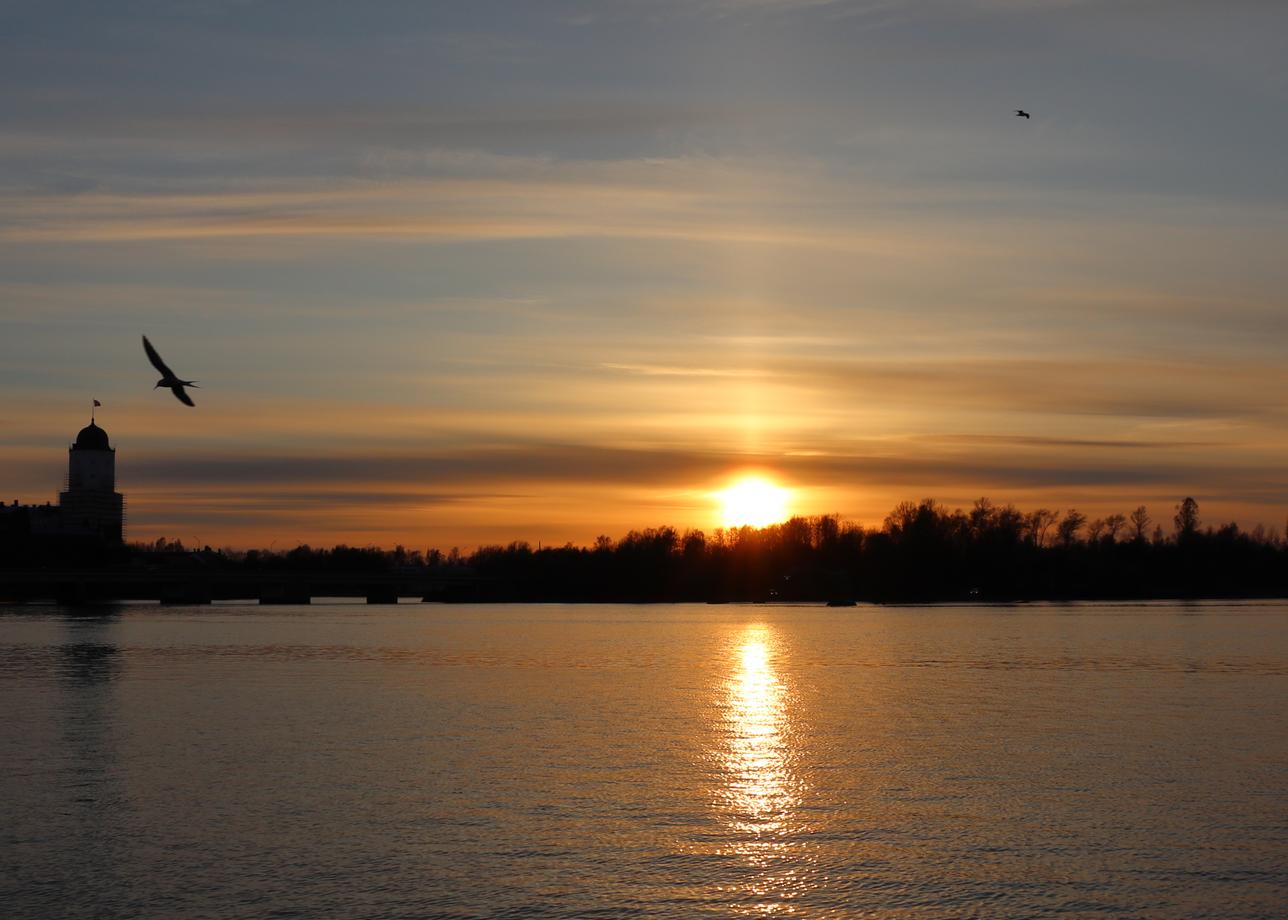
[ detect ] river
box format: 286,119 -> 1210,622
2,601 -> 1285,917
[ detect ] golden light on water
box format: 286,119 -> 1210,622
717,477 -> 791,529
715,623 -> 810,914
727,633 -> 794,835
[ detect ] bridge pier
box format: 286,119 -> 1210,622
259,585 -> 312,605
159,583 -> 213,605
55,580 -> 90,606
54,581 -> 119,607
423,583 -> 479,603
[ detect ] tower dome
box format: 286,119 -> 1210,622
62,415 -> 123,542
73,421 -> 111,451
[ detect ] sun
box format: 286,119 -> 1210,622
717,476 -> 791,528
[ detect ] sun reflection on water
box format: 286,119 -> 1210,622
715,624 -> 811,914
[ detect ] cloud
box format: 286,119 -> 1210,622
0,164 -> 1001,252
0,100 -> 722,151
117,436 -> 1282,494
917,434 -> 1223,450
600,362 -> 760,378
783,356 -> 1288,422
604,0 -> 1108,21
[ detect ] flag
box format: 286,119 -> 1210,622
93,400 -> 102,407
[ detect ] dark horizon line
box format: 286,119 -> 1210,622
129,494 -> 1257,557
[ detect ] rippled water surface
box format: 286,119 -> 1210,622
2,601 -> 1286,918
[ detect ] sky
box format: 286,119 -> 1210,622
3,0 -> 1288,549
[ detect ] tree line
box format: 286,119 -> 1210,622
92,495 -> 1288,602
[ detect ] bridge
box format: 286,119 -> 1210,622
0,569 -> 483,606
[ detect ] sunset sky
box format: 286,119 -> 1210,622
4,0 -> 1288,549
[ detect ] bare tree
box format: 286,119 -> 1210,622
1057,509 -> 1087,547
1103,513 -> 1126,542
1022,508 -> 1058,547
883,500 -> 920,535
1086,518 -> 1107,542
1129,506 -> 1151,542
1174,497 -> 1200,541
969,497 -> 995,536
995,504 -> 1025,541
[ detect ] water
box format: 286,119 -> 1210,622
2,601 -> 1285,918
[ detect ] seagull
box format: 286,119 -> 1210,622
142,335 -> 199,406
1015,109 -> 1031,119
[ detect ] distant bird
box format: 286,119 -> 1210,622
142,335 -> 199,406
1015,109 -> 1031,119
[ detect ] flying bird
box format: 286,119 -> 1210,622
1015,109 -> 1031,119
142,335 -> 199,406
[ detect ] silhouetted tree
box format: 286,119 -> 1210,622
1024,508 -> 1059,547
1174,497 -> 1200,542
969,497 -> 995,536
1129,506 -> 1151,542
1057,510 -> 1086,547
43,494 -> 1288,605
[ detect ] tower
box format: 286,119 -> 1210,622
59,420 -> 124,542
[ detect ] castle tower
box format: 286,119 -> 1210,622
59,420 -> 124,542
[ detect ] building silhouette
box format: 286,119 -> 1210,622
59,420 -> 125,542
2,417 -> 125,545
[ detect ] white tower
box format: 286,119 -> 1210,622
59,420 -> 124,542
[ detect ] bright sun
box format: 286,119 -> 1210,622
717,476 -> 791,528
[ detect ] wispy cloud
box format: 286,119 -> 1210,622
784,356 -> 1288,422
600,362 -> 761,378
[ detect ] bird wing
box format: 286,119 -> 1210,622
172,386 -> 195,407
142,335 -> 175,377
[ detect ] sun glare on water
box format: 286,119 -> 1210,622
717,476 -> 791,529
